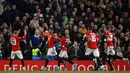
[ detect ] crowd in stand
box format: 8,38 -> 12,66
0,0 -> 130,60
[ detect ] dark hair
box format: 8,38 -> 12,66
100,29 -> 104,33
106,26 -> 109,30
59,31 -> 64,37
88,26 -> 93,31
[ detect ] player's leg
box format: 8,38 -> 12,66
64,51 -> 74,64
100,53 -> 107,70
16,51 -> 26,70
64,58 -> 77,71
64,58 -> 74,64
41,47 -> 57,71
107,55 -> 114,70
63,51 -> 77,70
40,48 -> 51,71
54,50 -> 65,71
8,51 -> 15,71
54,56 -> 65,71
106,50 -> 114,70
93,48 -> 101,70
93,58 -> 98,70
106,47 -> 115,71
40,55 -> 50,71
58,57 -> 65,67
85,48 -> 96,70
45,47 -> 58,68
102,53 -> 107,65
58,51 -> 65,67
45,55 -> 50,67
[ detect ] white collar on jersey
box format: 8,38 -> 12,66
34,34 -> 40,38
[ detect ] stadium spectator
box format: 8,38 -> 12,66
0,0 -> 5,15
29,29 -> 43,49
68,41 -> 79,60
0,33 -> 4,59
32,47 -> 42,60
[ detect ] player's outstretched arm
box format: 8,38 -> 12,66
18,30 -> 27,40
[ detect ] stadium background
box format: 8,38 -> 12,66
0,0 -> 130,71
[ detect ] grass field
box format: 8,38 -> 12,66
0,71 -> 130,73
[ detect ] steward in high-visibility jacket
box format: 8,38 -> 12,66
32,48 -> 42,60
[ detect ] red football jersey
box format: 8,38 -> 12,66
105,31 -> 113,47
46,34 -> 56,48
86,32 -> 97,49
10,34 -> 26,51
59,37 -> 67,51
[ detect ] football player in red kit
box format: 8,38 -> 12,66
41,31 -> 58,71
8,30 -> 26,71
84,26 -> 101,70
54,33 -> 77,71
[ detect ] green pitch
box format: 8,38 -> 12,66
0,71 -> 130,73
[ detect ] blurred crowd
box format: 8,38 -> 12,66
0,0 -> 130,60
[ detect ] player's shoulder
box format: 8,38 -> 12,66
50,33 -> 54,37
11,35 -> 14,38
106,31 -> 111,34
11,35 -> 17,38
88,32 -> 96,35
47,34 -> 51,37
87,31 -> 91,34
105,31 -> 109,35
63,37 -> 66,41
60,36 -> 65,40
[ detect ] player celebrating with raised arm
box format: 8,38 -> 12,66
54,33 -> 77,71
84,26 -> 101,70
8,29 -> 26,71
40,31 -> 58,71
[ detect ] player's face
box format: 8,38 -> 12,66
13,30 -> 19,36
44,31 -> 49,36
58,33 -> 62,37
14,33 -> 18,36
